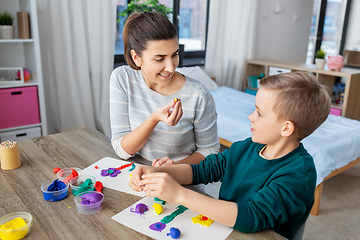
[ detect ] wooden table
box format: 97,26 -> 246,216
0,128 -> 286,240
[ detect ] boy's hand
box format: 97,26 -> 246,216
152,157 -> 175,167
129,165 -> 157,192
152,99 -> 182,126
138,172 -> 184,204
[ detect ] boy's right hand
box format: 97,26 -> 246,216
152,99 -> 182,126
129,165 -> 157,192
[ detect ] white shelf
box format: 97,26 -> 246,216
0,0 -> 47,137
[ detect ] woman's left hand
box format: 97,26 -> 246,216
152,157 -> 175,167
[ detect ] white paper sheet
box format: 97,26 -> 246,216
112,197 -> 233,240
81,157 -> 145,197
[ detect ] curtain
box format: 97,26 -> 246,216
205,0 -> 258,90
36,0 -> 117,136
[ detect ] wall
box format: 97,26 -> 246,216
254,0 -> 314,63
345,0 -> 360,51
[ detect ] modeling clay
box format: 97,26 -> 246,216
63,168 -> 79,182
47,179 -> 67,191
154,197 -> 166,205
167,227 -> 181,239
95,181 -> 103,193
0,217 -> 28,239
161,205 -> 188,224
53,167 -> 61,173
95,166 -> 99,169
130,203 -> 149,215
116,162 -> 134,170
73,178 -> 94,195
191,214 -> 214,227
80,192 -> 104,205
152,203 -> 164,215
101,168 -> 121,177
129,163 -> 136,172
149,222 -> 166,232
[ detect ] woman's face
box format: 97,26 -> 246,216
131,37 -> 179,91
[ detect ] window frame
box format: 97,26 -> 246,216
114,0 -> 210,67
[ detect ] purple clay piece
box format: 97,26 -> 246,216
167,227 -> 181,239
101,170 -> 109,176
80,192 -> 104,205
130,203 -> 149,214
149,222 -> 166,232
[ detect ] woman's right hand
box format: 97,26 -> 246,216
152,99 -> 183,126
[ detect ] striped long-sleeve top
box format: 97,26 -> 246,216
109,65 -> 220,161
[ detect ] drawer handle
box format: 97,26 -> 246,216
11,91 -> 22,95
16,133 -> 27,137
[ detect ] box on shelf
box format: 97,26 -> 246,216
268,67 -> 291,76
0,68 -> 24,85
17,12 -> 31,39
0,86 -> 40,129
0,127 -> 41,141
330,108 -> 342,116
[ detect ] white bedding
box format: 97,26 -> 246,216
177,66 -> 360,187
211,86 -> 360,186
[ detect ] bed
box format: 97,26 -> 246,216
177,66 -> 360,216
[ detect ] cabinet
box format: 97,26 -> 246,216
244,59 -> 360,120
0,0 -> 47,139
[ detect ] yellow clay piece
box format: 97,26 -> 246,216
0,217 -> 28,240
191,214 -> 214,227
152,203 -> 164,215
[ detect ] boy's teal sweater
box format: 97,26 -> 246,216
191,138 -> 316,239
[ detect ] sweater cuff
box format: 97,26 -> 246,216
111,136 -> 134,160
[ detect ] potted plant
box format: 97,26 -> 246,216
315,49 -> 326,69
118,0 -> 173,22
117,0 -> 187,65
0,11 -> 15,39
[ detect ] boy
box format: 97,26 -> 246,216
129,71 -> 331,239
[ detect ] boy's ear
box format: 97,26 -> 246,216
281,120 -> 295,137
131,49 -> 142,67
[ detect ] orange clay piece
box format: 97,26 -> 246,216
63,168 -> 79,182
53,167 -> 61,173
116,162 -> 134,171
95,181 -> 103,193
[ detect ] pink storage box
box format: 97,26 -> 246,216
0,86 -> 40,129
330,107 -> 342,116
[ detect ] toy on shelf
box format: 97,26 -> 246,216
327,55 -> 344,71
17,68 -> 31,81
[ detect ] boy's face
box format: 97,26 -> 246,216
248,88 -> 285,145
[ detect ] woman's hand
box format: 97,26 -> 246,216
138,172 -> 185,204
129,165 -> 157,192
152,99 -> 183,126
152,157 -> 175,167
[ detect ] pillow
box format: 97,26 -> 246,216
176,66 -> 220,91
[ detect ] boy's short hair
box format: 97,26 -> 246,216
259,71 -> 331,140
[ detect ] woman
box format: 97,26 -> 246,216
109,11 -> 219,166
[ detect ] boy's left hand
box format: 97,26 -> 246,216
139,172 -> 184,204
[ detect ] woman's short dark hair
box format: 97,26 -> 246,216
123,11 -> 178,70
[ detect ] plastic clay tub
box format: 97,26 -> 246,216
41,180 -> 69,201
56,167 -> 82,182
0,212 -> 33,240
74,191 -> 104,215
69,175 -> 96,196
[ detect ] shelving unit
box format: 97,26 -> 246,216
0,0 -> 47,140
245,59 -> 360,120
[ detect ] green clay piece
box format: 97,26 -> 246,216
74,178 -> 94,195
160,205 -> 188,224
154,197 -> 166,205
129,163 -> 136,172
108,169 -> 114,174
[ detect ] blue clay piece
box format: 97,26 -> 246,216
47,179 -> 66,191
167,227 -> 181,239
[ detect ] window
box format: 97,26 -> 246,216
114,0 -> 209,66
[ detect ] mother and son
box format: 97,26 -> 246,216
109,12 -> 330,239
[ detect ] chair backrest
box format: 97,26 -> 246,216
291,221 -> 306,240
